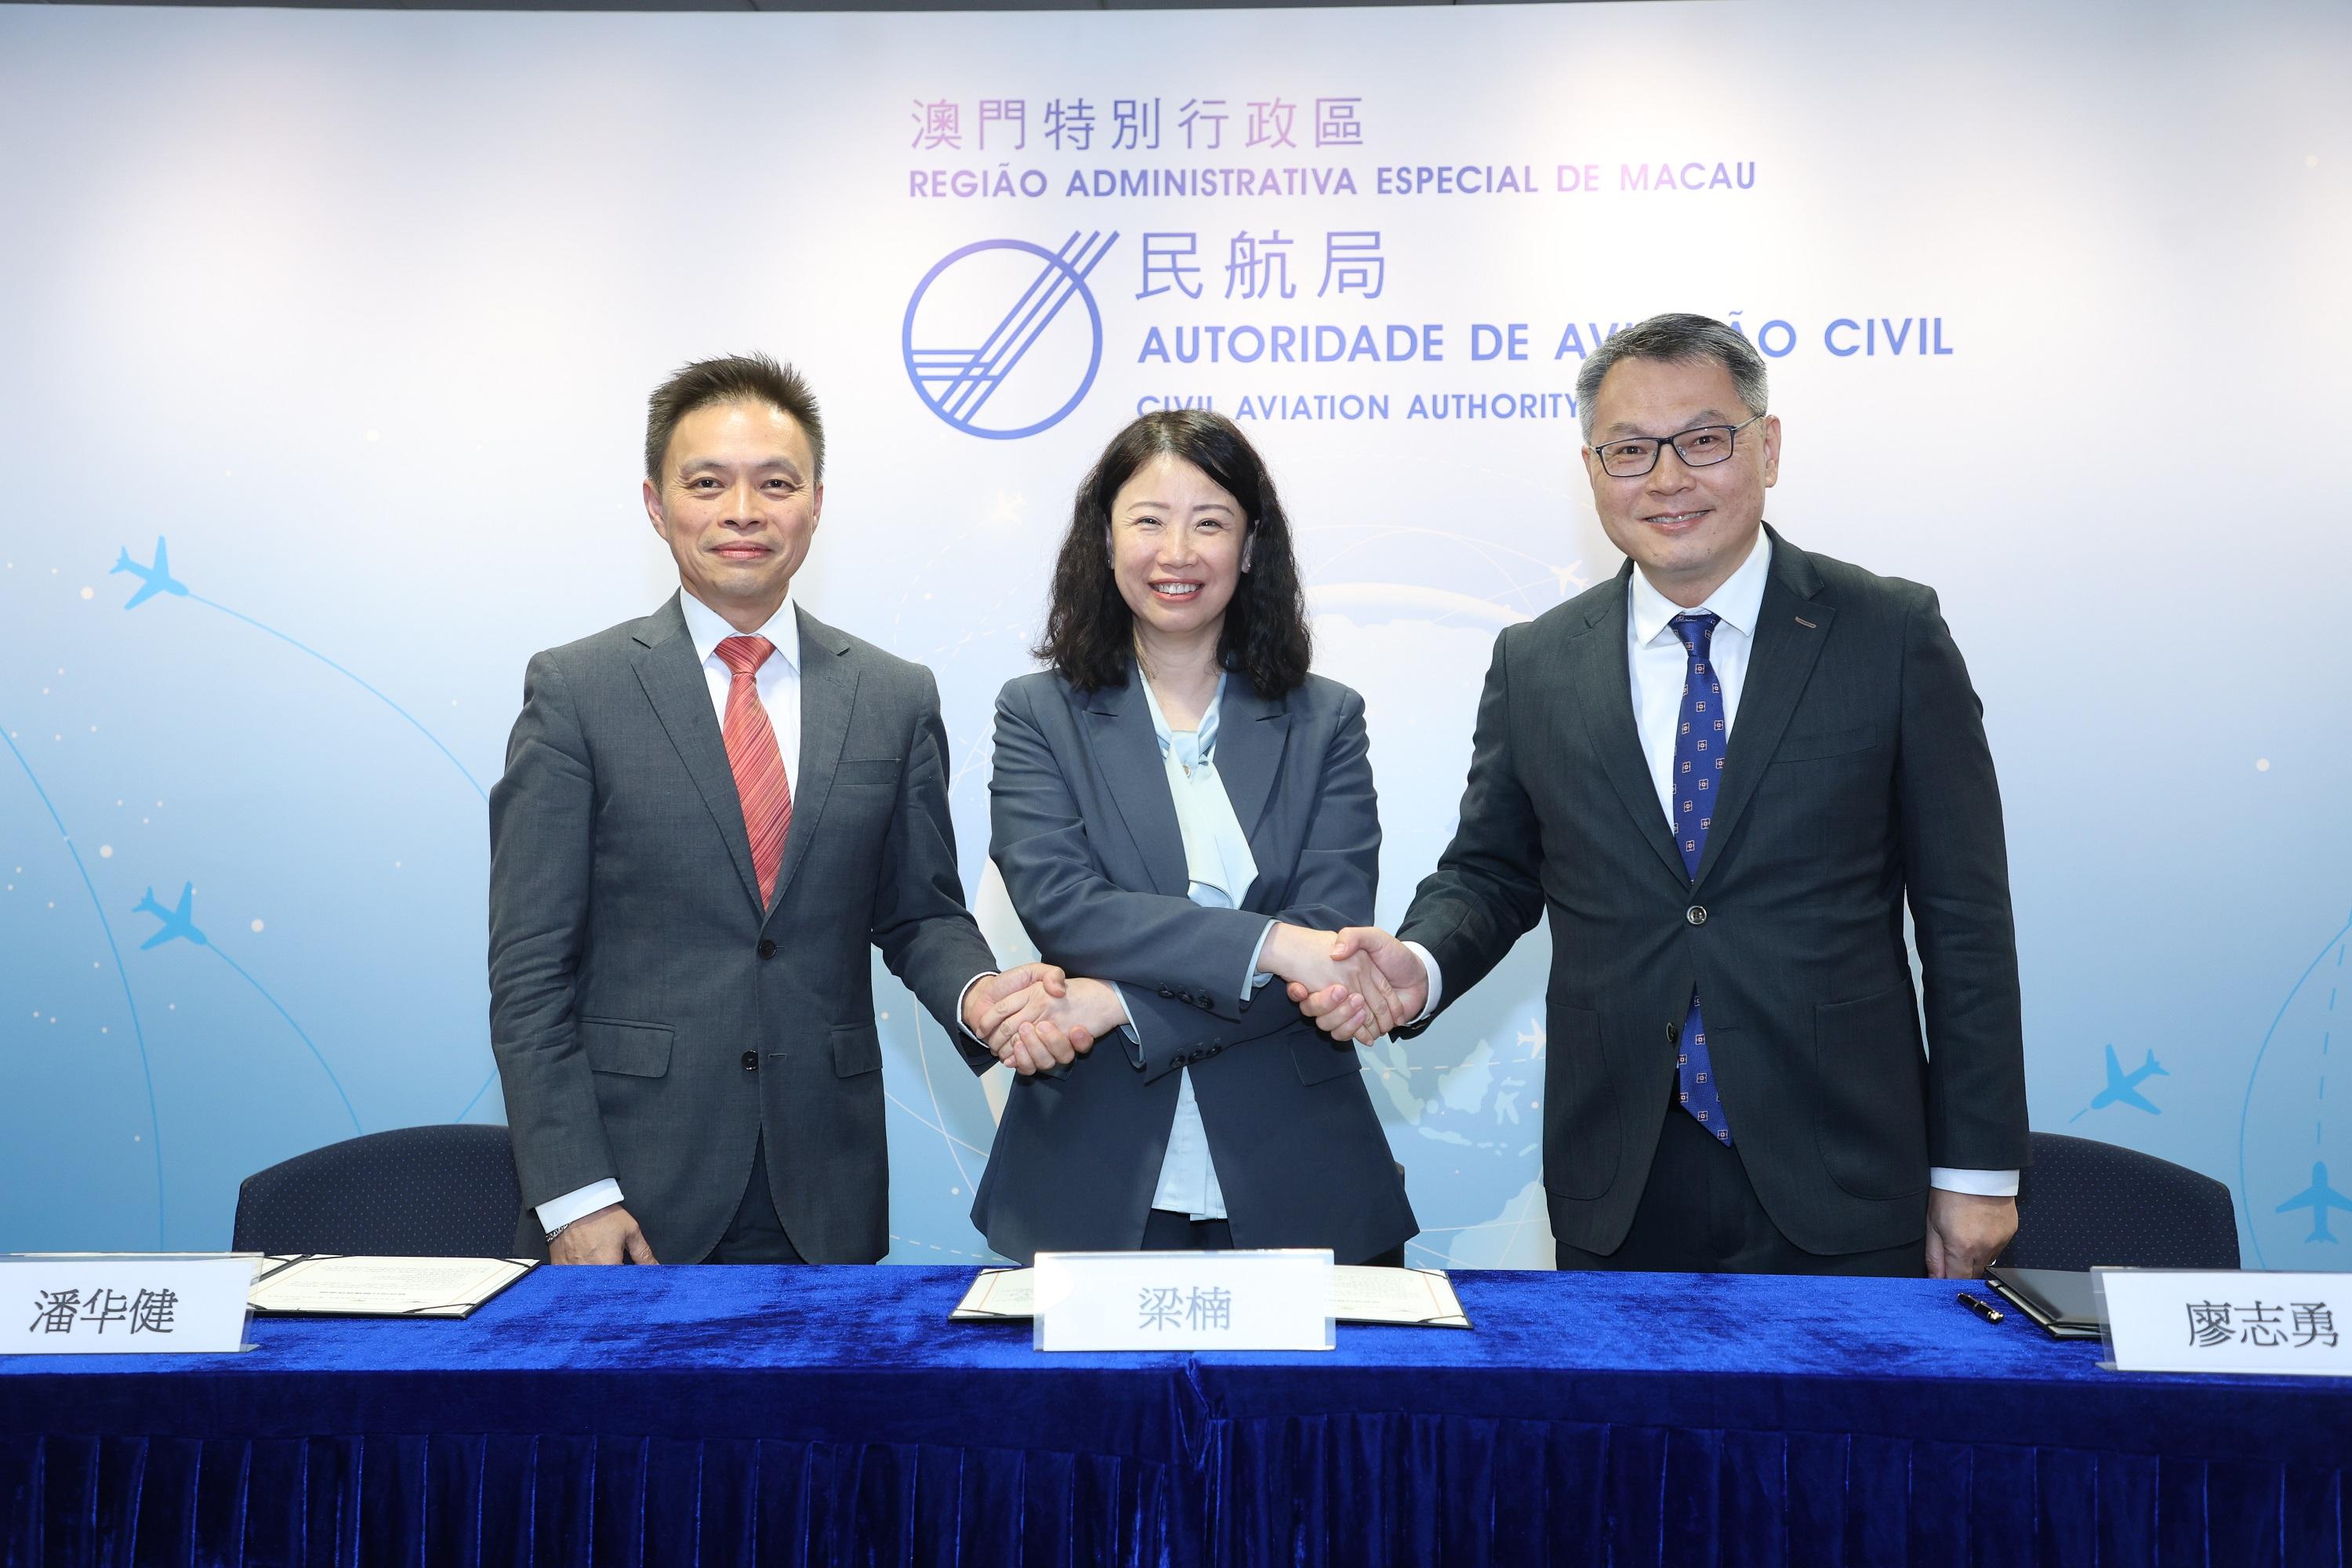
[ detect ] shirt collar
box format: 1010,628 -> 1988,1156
1627,528 -> 1773,647
678,587 -> 800,673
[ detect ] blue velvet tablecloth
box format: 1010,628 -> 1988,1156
5,1266 -> 2347,1566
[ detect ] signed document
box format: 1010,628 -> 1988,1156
953,1263 -> 1470,1329
247,1255 -> 535,1319
1330,1264 -> 1471,1328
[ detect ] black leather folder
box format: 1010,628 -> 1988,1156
1985,1265 -> 2104,1339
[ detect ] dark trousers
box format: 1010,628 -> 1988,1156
1552,1105 -> 1924,1276
702,1134 -> 805,1265
1142,1207 -> 1407,1268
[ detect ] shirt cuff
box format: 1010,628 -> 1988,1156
956,971 -> 997,1044
1929,1167 -> 2020,1198
537,1178 -> 623,1236
1108,981 -> 1142,1045
1401,941 -> 1444,1025
1242,920 -> 1276,1000
1107,980 -> 1145,1072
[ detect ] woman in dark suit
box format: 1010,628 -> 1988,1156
969,409 -> 1417,1265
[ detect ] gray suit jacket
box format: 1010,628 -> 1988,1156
971,668 -> 1417,1264
1396,528 -> 2029,1257
488,594 -> 997,1264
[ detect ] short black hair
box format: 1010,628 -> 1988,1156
1574,314 -> 1767,442
644,353 -> 825,484
1036,409 -> 1312,697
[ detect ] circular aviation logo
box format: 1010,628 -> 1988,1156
903,231 -> 1117,440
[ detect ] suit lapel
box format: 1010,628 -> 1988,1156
1572,568 -> 1693,888
631,593 -> 764,916
1081,675 -> 1189,898
767,606 -> 858,919
1209,675 -> 1289,846
1694,530 -> 1835,888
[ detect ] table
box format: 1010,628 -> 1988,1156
6,1267 -> 2347,1566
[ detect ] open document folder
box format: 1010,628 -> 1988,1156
953,1263 -> 1472,1329
248,1255 -> 536,1319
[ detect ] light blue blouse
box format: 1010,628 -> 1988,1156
1133,671 -> 1273,1221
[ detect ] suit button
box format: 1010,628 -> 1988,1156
1159,987 -> 1174,998
742,1051 -> 759,1072
1686,906 -> 1708,926
757,939 -> 776,960
1666,1020 -> 1681,1045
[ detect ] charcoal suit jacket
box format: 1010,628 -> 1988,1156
488,593 -> 997,1264
1396,528 -> 2029,1256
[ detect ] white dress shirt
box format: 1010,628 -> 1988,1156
535,591 -> 805,1235
1406,534 -> 2014,1200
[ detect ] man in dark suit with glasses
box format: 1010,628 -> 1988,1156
1293,313 -> 2028,1277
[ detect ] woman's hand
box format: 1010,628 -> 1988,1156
1284,927 -> 1431,1044
1260,924 -> 1403,1044
995,976 -> 1128,1076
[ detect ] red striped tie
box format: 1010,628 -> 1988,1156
716,635 -> 793,907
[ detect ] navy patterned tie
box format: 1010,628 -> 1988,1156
1670,612 -> 1732,1145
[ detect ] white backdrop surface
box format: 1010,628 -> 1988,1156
2,0 -> 2347,1269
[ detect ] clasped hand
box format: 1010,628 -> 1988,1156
964,963 -> 1123,1076
1264,924 -> 1424,1045
967,924 -> 1425,1075
1279,926 -> 1428,1044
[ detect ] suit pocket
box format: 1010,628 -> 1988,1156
832,1021 -> 884,1077
1811,986 -> 1928,1201
1541,1004 -> 1620,1200
1770,722 -> 1879,764
580,1018 -> 673,1078
1290,1031 -> 1366,1086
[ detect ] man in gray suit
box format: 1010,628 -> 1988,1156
1294,314 -> 2029,1277
489,354 -> 1073,1265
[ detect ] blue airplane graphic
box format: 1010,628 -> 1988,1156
133,883 -> 209,950
2090,1044 -> 2166,1113
2276,1163 -> 2352,1244
111,536 -> 187,609
2068,1043 -> 2167,1123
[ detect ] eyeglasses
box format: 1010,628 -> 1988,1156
1587,413 -> 1767,478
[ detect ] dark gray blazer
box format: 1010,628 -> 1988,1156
488,593 -> 998,1264
972,668 -> 1417,1264
1396,528 -> 2029,1257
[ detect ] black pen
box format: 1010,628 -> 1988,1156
1956,1290 -> 2004,1323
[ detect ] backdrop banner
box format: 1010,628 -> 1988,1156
2,0 -> 2346,1269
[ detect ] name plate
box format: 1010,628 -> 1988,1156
4,1254 -> 259,1356
2096,1268 -> 2350,1377
1032,1249 -> 1334,1352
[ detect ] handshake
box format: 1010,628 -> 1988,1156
960,927 -> 1430,1076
